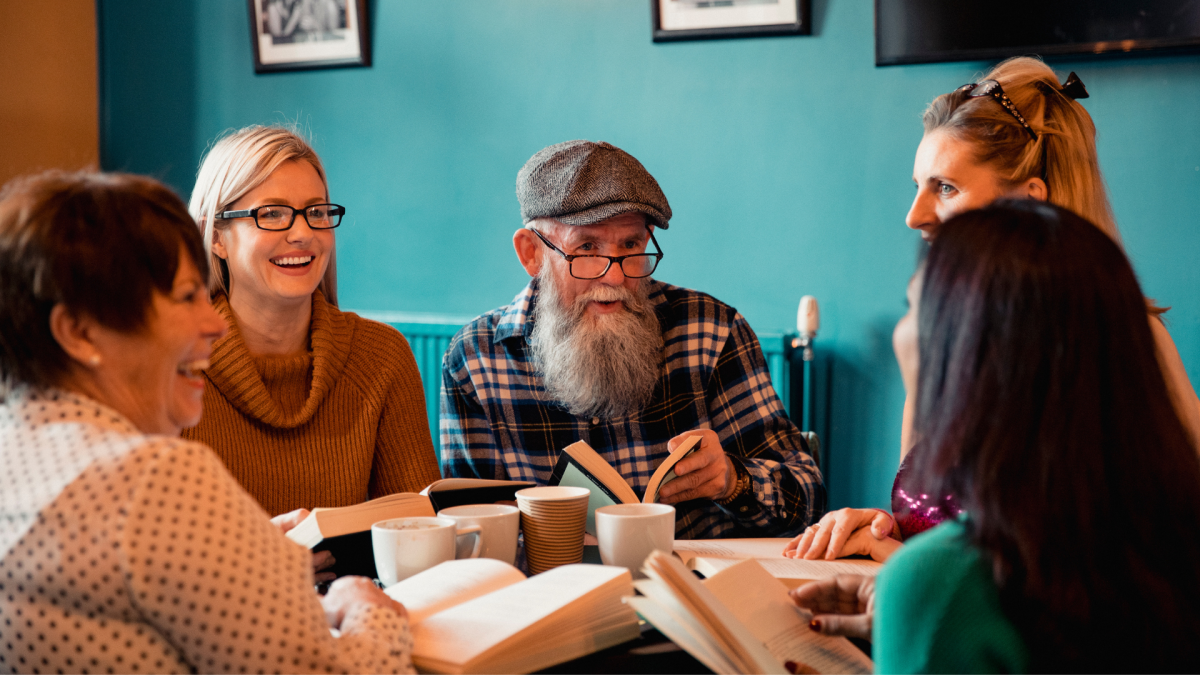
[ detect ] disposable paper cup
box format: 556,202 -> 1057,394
516,487 -> 588,574
515,486 -> 592,502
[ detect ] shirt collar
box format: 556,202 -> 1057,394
5,385 -> 142,436
492,280 -> 537,343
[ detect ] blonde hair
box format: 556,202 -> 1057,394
922,56 -> 1120,245
189,125 -> 338,305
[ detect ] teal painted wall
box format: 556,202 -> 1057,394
98,0 -> 1200,510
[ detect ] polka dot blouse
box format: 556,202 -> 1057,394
0,388 -> 414,674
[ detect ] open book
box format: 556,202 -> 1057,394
420,477 -> 536,511
629,552 -> 873,674
285,479 -> 534,579
549,437 -> 700,535
285,492 -> 435,579
385,558 -> 640,674
674,538 -> 882,589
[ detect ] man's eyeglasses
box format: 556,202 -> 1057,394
529,227 -> 663,280
959,80 -> 1038,141
216,203 -> 345,231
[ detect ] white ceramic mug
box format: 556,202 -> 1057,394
595,503 -> 675,579
437,504 -> 520,565
371,516 -> 482,587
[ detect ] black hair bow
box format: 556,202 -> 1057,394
1060,72 -> 1089,100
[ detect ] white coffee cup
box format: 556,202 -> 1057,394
437,504 -> 520,565
371,516 -> 482,587
595,503 -> 675,579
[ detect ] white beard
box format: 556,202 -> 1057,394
530,266 -> 663,419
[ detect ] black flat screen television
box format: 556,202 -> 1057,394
876,1 -> 1200,66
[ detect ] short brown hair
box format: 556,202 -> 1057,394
0,171 -> 208,390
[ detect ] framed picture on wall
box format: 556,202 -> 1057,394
652,0 -> 810,42
249,0 -> 371,73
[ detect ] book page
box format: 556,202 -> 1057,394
692,556 -> 881,588
384,558 -> 526,625
702,559 -> 873,674
643,435 -> 700,504
420,478 -> 535,495
560,441 -> 640,504
285,493 -> 435,546
626,593 -> 735,674
313,493 -> 434,538
555,459 -> 625,536
411,564 -> 634,671
643,551 -> 787,674
673,537 -> 794,562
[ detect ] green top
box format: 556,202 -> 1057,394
874,519 -> 1030,674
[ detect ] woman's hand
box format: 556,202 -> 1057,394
321,576 -> 407,630
783,508 -> 898,561
271,508 -> 310,534
272,508 -> 337,582
789,575 -> 875,641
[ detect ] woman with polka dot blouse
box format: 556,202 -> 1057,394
0,172 -> 414,674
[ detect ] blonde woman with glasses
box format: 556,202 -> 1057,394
186,126 -> 440,574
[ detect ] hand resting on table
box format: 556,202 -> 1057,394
322,576 -> 408,630
783,507 -> 901,562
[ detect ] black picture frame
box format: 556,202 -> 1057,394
249,0 -> 371,73
652,0 -> 810,43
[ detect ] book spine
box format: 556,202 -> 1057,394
549,455 -> 627,504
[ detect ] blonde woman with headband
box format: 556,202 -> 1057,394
784,57 -> 1200,594
185,126 -> 440,538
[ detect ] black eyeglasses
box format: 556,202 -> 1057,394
959,80 -> 1038,141
216,203 -> 345,231
530,227 -> 663,280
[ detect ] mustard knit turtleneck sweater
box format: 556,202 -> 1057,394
183,291 -> 442,516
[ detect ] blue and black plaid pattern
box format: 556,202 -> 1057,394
439,279 -> 825,539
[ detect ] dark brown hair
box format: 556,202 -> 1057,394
910,200 -> 1200,671
0,171 -> 208,390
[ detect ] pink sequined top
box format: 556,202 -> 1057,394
891,443 -> 964,540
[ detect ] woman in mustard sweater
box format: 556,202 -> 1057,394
185,125 -> 440,518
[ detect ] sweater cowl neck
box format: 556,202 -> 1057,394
206,290 -> 354,429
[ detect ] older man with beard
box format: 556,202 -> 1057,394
439,140 -> 824,539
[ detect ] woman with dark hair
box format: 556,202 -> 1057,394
0,172 -> 413,673
794,201 -> 1200,672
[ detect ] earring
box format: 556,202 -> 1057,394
88,354 -> 101,367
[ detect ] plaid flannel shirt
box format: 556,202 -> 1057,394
439,278 -> 825,539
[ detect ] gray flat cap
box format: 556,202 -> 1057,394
516,140 -> 672,229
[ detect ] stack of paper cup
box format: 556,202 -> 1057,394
515,486 -> 590,574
